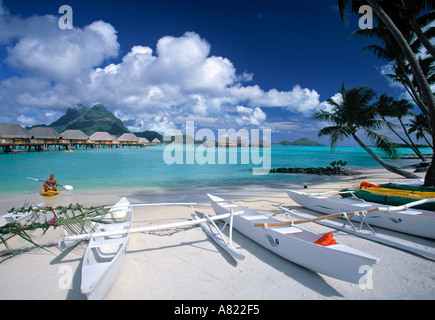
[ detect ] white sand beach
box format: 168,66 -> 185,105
0,168 -> 434,300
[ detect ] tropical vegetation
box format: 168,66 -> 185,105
0,203 -> 110,251
314,84 -> 419,179
332,0 -> 434,185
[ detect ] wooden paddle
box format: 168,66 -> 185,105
255,209 -> 377,228
255,197 -> 435,228
26,177 -> 73,190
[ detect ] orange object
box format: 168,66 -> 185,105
315,232 -> 338,246
360,181 -> 381,188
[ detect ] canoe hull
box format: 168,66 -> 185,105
41,188 -> 59,196
286,189 -> 435,239
80,197 -> 133,300
208,194 -> 379,284
341,185 -> 435,211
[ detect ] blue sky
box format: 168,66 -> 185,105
0,0 -> 411,144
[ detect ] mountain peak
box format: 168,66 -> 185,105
49,104 -> 130,136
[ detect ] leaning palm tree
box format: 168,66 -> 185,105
409,112 -> 433,148
374,94 -> 426,161
337,0 -> 435,185
314,84 -> 418,179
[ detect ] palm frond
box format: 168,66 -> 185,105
0,204 -> 110,249
365,129 -> 399,160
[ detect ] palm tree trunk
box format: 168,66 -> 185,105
351,133 -> 419,179
365,0 -> 435,185
423,135 -> 433,149
409,18 -> 435,59
397,62 -> 431,121
397,117 -> 426,161
366,0 -> 435,118
381,115 -> 426,161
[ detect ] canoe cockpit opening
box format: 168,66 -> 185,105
269,226 -> 302,234
90,248 -> 117,263
243,215 -> 267,221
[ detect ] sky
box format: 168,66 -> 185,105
0,0 -> 415,145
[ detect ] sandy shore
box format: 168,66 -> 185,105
0,168 -> 434,300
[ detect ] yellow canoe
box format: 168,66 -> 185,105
41,188 -> 60,196
359,185 -> 435,200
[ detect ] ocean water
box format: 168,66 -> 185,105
0,145 -> 429,197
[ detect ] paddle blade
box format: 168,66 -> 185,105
63,185 -> 73,191
26,177 -> 41,182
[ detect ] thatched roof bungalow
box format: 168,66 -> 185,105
118,133 -> 139,145
28,127 -> 60,146
151,138 -> 161,145
0,123 -> 30,145
138,137 -> 149,146
89,131 -> 115,145
60,129 -> 89,145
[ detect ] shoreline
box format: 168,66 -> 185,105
0,168 -> 434,300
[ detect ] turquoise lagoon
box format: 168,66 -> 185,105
0,145 -> 429,197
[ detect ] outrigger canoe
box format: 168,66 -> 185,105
340,182 -> 435,210
379,182 -> 435,193
41,188 -> 59,196
208,194 -> 380,284
286,189 -> 435,239
80,197 -> 133,300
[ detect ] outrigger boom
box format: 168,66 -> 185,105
59,210 -> 244,246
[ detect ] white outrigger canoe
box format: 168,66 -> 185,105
80,197 -> 133,300
286,189 -> 435,240
208,194 -> 380,284
59,200 -> 245,298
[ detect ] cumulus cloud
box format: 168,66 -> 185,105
235,106 -> 267,126
0,3 -> 326,133
1,14 -> 119,81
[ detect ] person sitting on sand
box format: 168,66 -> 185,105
43,174 -> 58,191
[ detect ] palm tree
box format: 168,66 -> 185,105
314,84 -> 419,179
409,113 -> 433,148
337,0 -> 435,185
374,94 -> 426,161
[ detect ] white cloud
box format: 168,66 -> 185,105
235,106 -> 267,126
0,4 -> 326,132
229,84 -> 322,115
1,14 -> 119,82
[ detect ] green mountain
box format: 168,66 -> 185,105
275,137 -> 324,146
49,104 -> 130,136
135,130 -> 164,142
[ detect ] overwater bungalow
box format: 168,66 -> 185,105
151,138 -> 161,145
60,129 -> 89,147
138,137 -> 149,146
28,127 -> 62,150
0,123 -> 30,152
118,133 -> 140,147
89,131 -> 116,147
